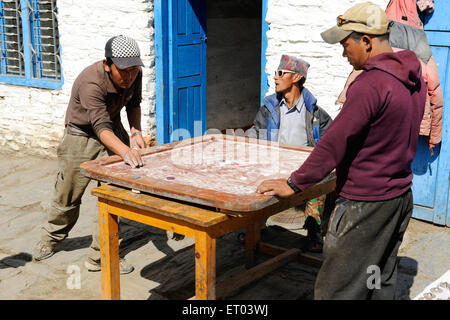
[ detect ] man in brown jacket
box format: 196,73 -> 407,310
33,35 -> 146,274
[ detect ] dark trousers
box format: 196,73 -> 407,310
314,189 -> 413,300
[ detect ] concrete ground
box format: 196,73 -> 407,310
0,154 -> 449,300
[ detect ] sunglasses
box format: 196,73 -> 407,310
274,69 -> 296,77
336,15 -> 369,27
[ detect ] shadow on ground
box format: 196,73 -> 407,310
396,256 -> 418,300
119,219 -> 176,258
54,235 -> 93,253
50,219 -> 178,259
133,224 -> 420,300
139,226 -> 319,300
0,253 -> 33,269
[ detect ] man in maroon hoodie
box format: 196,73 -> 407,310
257,2 -> 426,299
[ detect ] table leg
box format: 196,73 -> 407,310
245,220 -> 262,268
98,198 -> 120,300
194,231 -> 216,300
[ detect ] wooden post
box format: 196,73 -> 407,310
98,198 -> 120,300
194,230 -> 216,300
245,218 -> 262,268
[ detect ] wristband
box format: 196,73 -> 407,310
287,177 -> 301,193
131,131 -> 142,138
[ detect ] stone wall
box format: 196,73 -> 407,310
265,0 -> 390,118
0,0 -> 391,157
0,0 -> 155,158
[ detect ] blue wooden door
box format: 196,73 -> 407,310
411,0 -> 450,226
168,0 -> 207,142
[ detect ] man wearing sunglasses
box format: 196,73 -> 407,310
257,2 -> 426,300
246,54 -> 333,252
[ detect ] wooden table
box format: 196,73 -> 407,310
82,134 -> 336,300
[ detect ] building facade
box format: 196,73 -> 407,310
1,0 -> 449,225
0,0 -> 390,157
0,0 -> 155,157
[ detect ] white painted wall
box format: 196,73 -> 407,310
0,0 -> 391,157
265,0 -> 390,119
0,0 -> 155,158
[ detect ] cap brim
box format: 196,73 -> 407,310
321,26 -> 353,44
111,56 -> 144,69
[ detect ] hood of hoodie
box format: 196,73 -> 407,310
363,50 -> 422,89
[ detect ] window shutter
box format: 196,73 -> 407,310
29,0 -> 61,80
0,0 -> 63,88
0,0 -> 25,76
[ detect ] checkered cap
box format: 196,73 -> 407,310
105,35 -> 144,69
278,55 -> 310,79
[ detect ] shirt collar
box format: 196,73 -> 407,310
280,94 -> 304,113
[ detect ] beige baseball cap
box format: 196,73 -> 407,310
321,2 -> 390,44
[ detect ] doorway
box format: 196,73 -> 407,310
155,0 -> 266,143
206,0 -> 262,132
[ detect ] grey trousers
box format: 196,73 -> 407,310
41,124 -> 129,262
314,189 -> 413,300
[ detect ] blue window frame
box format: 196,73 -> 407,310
0,0 -> 62,89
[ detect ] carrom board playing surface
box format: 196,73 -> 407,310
80,134 -> 315,212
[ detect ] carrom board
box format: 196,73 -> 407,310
80,134 -> 315,212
